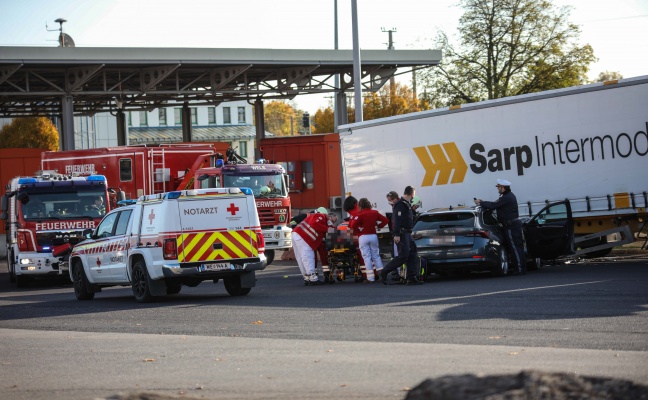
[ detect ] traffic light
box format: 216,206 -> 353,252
302,113 -> 310,128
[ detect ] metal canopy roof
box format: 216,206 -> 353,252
0,46 -> 441,117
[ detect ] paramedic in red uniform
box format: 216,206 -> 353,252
292,207 -> 337,285
349,197 -> 389,283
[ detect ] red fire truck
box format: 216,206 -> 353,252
1,171 -> 110,287
41,144 -> 223,206
41,144 -> 292,265
193,148 -> 292,265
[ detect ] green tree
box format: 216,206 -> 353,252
313,82 -> 429,131
363,82 -> 430,120
263,100 -> 299,136
313,107 -> 334,134
595,71 -> 623,82
420,0 -> 596,106
0,117 -> 59,150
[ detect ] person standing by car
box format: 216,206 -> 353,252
380,186 -> 422,285
292,207 -> 337,286
349,197 -> 389,283
474,179 -> 526,275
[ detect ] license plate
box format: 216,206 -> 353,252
199,263 -> 232,272
430,236 -> 455,244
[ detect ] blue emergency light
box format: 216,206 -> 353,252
215,159 -> 224,167
87,175 -> 107,182
18,178 -> 37,184
166,191 -> 182,199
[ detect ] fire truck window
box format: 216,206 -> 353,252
119,159 -> 132,181
302,161 -> 314,190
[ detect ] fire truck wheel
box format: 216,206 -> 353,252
72,261 -> 95,300
265,250 -> 275,265
131,260 -> 154,303
224,276 -> 251,297
7,254 -> 15,283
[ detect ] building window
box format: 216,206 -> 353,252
208,107 -> 216,124
238,141 -> 247,157
174,108 -> 182,125
139,111 -> 148,126
127,112 -> 132,126
191,108 -> 198,125
238,107 -> 246,123
223,107 -> 231,124
159,109 -> 167,125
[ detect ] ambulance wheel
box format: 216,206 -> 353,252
72,261 -> 95,300
166,282 -> 182,295
132,260 -> 154,303
224,276 -> 251,296
265,250 -> 275,265
492,248 -> 509,277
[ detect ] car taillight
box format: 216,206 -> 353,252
464,230 -> 490,238
255,229 -> 265,253
17,231 -> 34,252
163,239 -> 177,260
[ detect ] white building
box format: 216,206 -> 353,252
74,100 -> 266,159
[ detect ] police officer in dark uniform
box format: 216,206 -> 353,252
474,179 -> 526,275
380,185 -> 422,285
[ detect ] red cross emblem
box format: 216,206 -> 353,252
148,209 -> 156,225
227,203 -> 239,216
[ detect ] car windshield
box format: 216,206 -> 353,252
413,212 -> 475,230
224,175 -> 287,198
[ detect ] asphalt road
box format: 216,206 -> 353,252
0,255 -> 647,400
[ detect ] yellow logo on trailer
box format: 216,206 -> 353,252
413,142 -> 468,186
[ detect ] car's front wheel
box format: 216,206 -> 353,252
492,247 -> 509,277
131,260 -> 154,303
73,261 -> 95,300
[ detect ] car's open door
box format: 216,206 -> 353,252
524,200 -> 574,260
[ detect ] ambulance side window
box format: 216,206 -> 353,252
96,213 -> 118,238
114,210 -> 133,236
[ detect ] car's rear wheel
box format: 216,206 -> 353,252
492,247 -> 509,276
224,276 -> 251,296
528,257 -> 542,270
73,261 -> 95,300
131,260 -> 154,303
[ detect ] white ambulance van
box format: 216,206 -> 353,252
67,187 -> 266,302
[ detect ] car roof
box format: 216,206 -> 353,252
420,206 -> 477,215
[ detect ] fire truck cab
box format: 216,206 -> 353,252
1,171 -> 110,287
194,159 -> 292,265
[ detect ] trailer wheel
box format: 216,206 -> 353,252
265,250 -> 275,265
72,261 -> 95,300
131,260 -> 154,303
492,247 -> 509,277
223,276 -> 251,296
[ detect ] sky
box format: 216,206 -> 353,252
1,0 -> 647,114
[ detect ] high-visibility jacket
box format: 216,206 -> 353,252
349,209 -> 389,237
293,212 -> 329,250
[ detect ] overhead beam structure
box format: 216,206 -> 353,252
0,46 -> 441,150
